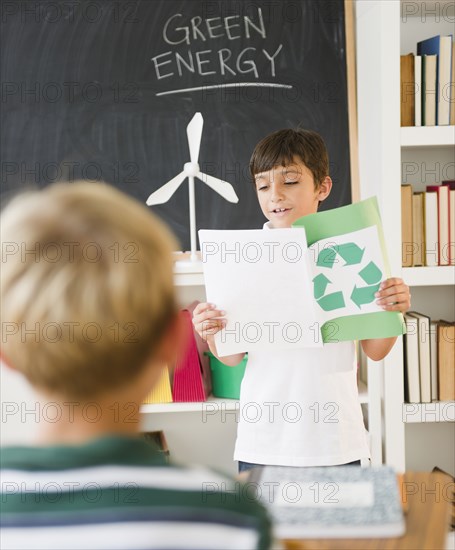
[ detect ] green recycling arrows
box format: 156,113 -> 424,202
317,291 -> 346,311
351,282 -> 381,308
316,248 -> 337,268
314,246 -> 382,311
336,243 -> 365,265
313,273 -> 331,299
359,261 -> 382,284
316,243 -> 364,268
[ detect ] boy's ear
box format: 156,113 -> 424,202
317,176 -> 332,202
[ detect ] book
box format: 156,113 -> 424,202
442,180 -> 455,265
248,465 -> 405,539
407,312 -> 431,403
421,54 -> 437,126
427,184 -> 450,265
437,321 -> 455,401
143,366 -> 173,404
404,313 -> 421,403
417,35 -> 453,125
400,54 -> 415,126
412,192 -> 424,266
414,55 -> 422,126
424,190 -> 438,267
430,320 -> 439,401
401,185 -> 413,267
451,41 -> 455,126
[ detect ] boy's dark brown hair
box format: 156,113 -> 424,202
249,128 -> 329,188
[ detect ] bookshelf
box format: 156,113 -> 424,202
403,401 -> 455,423
401,126 -> 455,147
356,0 -> 454,475
403,266 -> 454,285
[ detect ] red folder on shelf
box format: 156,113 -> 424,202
172,303 -> 212,402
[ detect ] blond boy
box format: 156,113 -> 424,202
1,182 -> 271,549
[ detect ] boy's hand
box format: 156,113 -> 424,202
192,302 -> 226,343
375,277 -> 411,313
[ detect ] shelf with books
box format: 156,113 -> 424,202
357,0 -> 455,473
402,266 -> 455,286
402,401 -> 455,423
400,125 -> 455,148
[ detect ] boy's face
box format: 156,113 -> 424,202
254,157 -> 332,228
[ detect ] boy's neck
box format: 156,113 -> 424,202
34,394 -> 142,446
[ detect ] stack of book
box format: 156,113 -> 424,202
404,313 -> 454,404
142,301 -> 212,404
401,181 -> 454,267
400,34 -> 454,126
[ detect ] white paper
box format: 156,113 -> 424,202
199,229 -> 321,356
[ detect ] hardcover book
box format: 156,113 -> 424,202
426,185 -> 450,266
404,313 -> 421,403
421,54 -> 437,126
417,35 -> 453,125
438,321 -> 455,401
424,190 -> 439,267
412,192 -> 424,266
248,465 -> 405,539
407,312 -> 431,403
400,53 -> 415,126
401,185 -> 413,267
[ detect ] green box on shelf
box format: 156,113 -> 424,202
204,351 -> 247,399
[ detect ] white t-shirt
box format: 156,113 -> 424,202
233,222 -> 371,466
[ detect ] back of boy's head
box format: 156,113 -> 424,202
249,128 -> 329,186
1,182 -> 177,400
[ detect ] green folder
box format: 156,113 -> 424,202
293,197 -> 405,343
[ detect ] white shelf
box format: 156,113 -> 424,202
173,256 -> 204,286
402,402 -> 455,423
174,273 -> 204,286
402,266 -> 455,286
141,396 -> 238,414
400,126 -> 455,148
142,382 -> 368,414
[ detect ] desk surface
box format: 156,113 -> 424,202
283,472 -> 452,550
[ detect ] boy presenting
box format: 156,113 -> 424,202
193,129 -> 411,472
0,182 -> 271,549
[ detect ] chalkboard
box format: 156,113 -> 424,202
1,0 -> 357,251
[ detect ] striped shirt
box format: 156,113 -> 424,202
1,435 -> 272,550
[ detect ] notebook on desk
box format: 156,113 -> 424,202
248,465 -> 405,539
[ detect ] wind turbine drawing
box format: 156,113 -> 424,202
146,112 -> 239,263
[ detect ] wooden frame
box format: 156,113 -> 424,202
345,0 -> 360,203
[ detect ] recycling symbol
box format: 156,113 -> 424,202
312,242 -> 382,311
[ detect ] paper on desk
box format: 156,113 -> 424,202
199,228 -> 321,356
